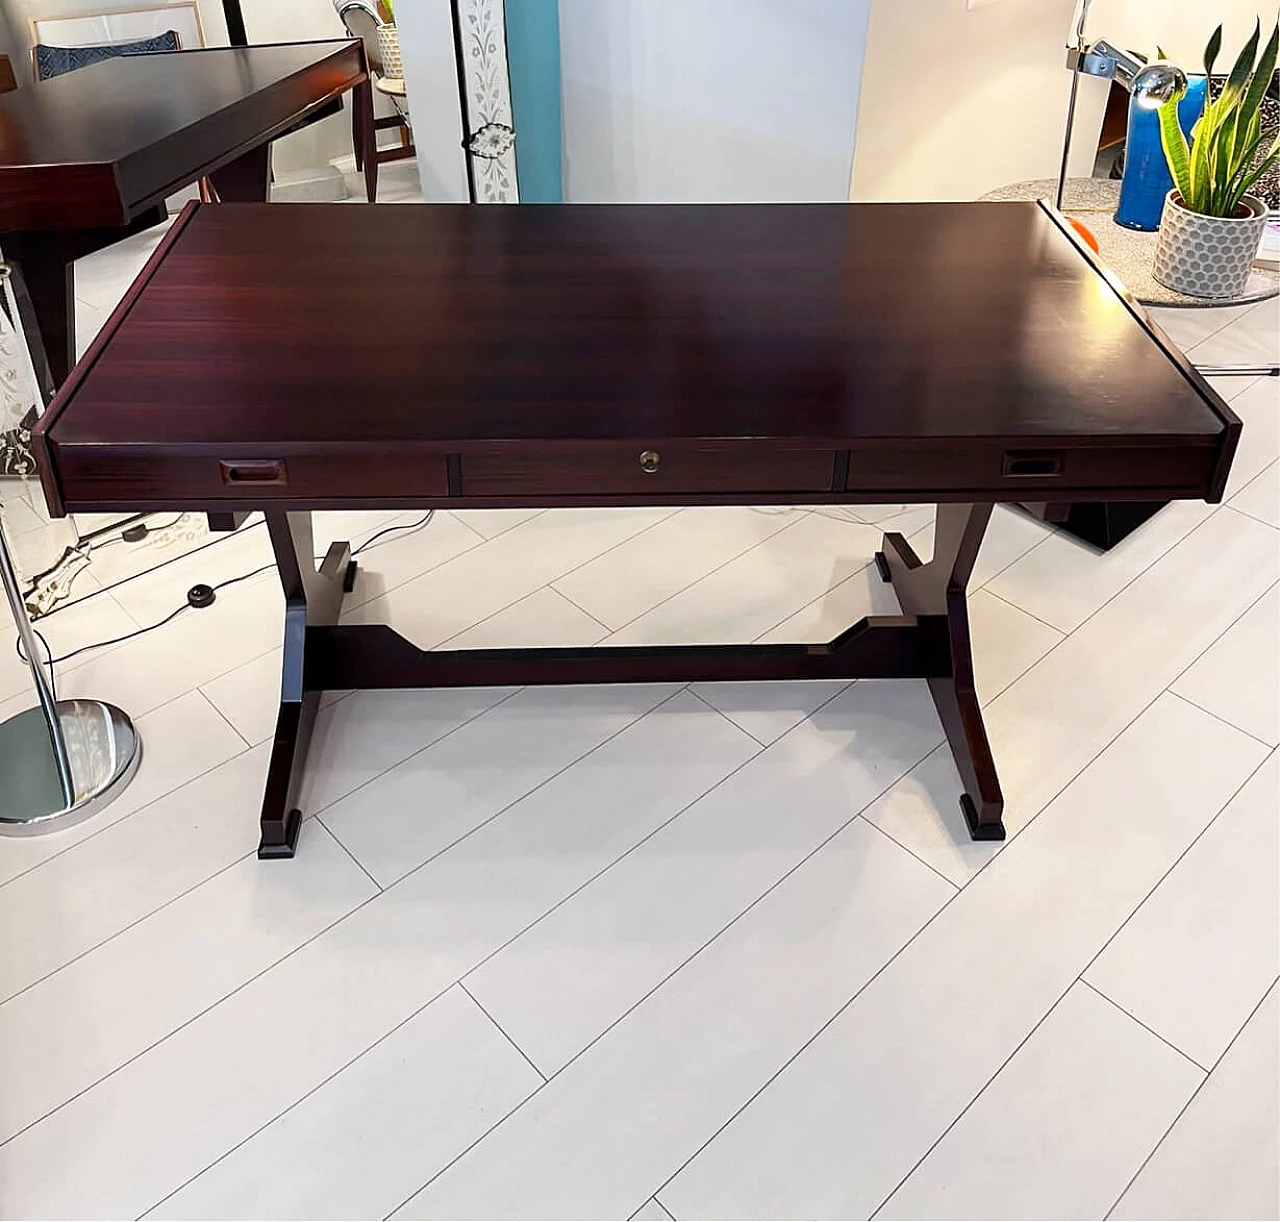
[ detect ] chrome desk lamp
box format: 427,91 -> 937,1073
1057,0 -> 1187,210
0,260 -> 140,836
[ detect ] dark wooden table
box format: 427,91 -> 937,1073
35,201 -> 1238,859
0,40 -> 367,385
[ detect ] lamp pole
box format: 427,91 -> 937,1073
1056,0 -> 1094,210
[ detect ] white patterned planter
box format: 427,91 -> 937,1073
376,24 -> 402,79
1153,191 -> 1268,299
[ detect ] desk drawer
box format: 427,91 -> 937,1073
462,444 -> 837,498
56,449 -> 450,502
843,443 -> 1216,495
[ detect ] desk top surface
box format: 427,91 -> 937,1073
43,200 -> 1232,449
0,42 -> 362,230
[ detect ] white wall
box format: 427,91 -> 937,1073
850,0 -> 1275,204
394,0 -> 468,201
1088,0 -> 1274,66
557,0 -> 872,203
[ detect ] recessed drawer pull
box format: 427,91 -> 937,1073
220,460 -> 287,485
1002,452 -> 1063,478
639,449 -> 661,473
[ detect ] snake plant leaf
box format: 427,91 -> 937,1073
1224,20 -> 1261,105
1159,91 -> 1194,203
1240,24 -> 1279,142
1230,132 -> 1280,215
1204,24 -> 1223,77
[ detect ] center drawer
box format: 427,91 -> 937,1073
461,443 -> 837,498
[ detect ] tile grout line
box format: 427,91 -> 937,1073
1162,577 -> 1278,692
331,514 -> 492,618
0,731 -> 260,896
1074,748 -> 1274,998
1102,976 -> 1280,1220
1225,457 -> 1279,503
597,510 -> 817,639
1165,689 -> 1277,751
1224,499 -> 1279,531
0,827 -> 259,1014
346,507 -> 676,640
858,811 -> 961,895
649,827 -> 975,1211
869,755 -> 1266,1220
748,516 -> 936,645
144,694 -> 777,1219
542,585 -> 616,636
684,686 -> 771,749
313,816 -> 384,894
1183,296 -> 1271,356
304,687 -> 527,833
457,981 -> 548,1083
665,681 -> 1275,1216
194,687 -> 252,751
866,970 -> 1094,1219
981,585 -> 1068,635
404,713 -> 945,1213
0,832 -> 365,1154
439,582 -> 613,649
317,685 -> 688,880
1077,978 -> 1209,1073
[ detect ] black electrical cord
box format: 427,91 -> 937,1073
14,511 -> 437,680
351,511 -> 434,557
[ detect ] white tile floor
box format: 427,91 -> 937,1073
0,213 -> 1276,1220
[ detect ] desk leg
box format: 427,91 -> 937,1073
259,512 -> 352,859
5,233 -> 75,387
876,503 -> 1006,840
209,143 -> 271,203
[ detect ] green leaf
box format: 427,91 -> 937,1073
1204,24 -> 1223,76
1224,20 -> 1261,102
1239,24 -> 1279,145
1159,90 -> 1194,202
1230,130 -> 1280,212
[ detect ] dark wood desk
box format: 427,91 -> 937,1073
0,40 -> 367,385
35,201 -> 1238,858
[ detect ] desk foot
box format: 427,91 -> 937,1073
881,504 -> 1006,842
259,805 -> 302,859
961,793 -> 1005,841
258,513 -> 349,860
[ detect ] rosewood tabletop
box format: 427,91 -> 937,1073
35,201 -> 1239,858
0,41 -> 367,384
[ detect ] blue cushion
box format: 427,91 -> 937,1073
34,30 -> 181,80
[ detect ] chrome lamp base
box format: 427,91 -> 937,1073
0,698 -> 141,835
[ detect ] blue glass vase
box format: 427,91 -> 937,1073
1115,75 -> 1208,231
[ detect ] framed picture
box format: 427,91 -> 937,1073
30,3 -> 205,53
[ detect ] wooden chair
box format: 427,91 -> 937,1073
31,29 -> 181,82
335,0 -> 414,201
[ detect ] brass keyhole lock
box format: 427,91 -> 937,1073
639,450 -> 661,473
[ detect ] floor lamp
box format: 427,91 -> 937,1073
0,262 -> 140,835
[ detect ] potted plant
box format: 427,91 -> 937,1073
1154,21 -> 1280,299
375,0 -> 401,79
